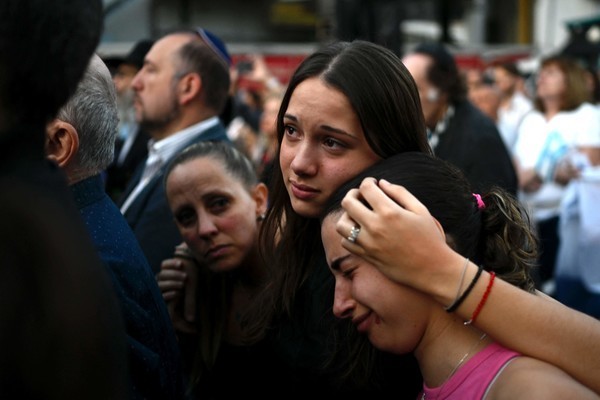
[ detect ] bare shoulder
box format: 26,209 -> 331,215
485,356 -> 599,400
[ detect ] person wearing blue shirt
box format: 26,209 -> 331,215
45,54 -> 185,400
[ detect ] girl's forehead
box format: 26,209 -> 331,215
286,79 -> 354,118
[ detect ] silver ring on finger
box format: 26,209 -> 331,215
347,224 -> 361,243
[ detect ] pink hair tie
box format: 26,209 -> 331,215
472,193 -> 486,210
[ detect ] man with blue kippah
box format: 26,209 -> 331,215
118,29 -> 232,274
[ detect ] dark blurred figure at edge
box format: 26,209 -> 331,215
0,1 -> 129,399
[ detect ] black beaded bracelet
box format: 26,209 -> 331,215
445,263 -> 484,313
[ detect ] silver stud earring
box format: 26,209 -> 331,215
257,213 -> 266,222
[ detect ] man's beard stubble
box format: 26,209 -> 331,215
138,97 -> 181,139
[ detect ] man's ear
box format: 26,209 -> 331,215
178,72 -> 201,105
45,119 -> 79,168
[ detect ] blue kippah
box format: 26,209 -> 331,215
195,28 -> 232,67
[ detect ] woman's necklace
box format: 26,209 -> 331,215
421,332 -> 487,400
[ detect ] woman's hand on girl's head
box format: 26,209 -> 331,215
337,178 -> 459,295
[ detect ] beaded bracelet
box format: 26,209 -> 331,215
445,263 -> 484,313
464,272 -> 496,325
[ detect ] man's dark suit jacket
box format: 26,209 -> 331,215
105,128 -> 150,202
118,122 -> 230,273
434,99 -> 518,196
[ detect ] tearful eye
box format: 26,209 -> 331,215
342,267 -> 356,280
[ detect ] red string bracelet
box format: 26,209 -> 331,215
464,272 -> 496,326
